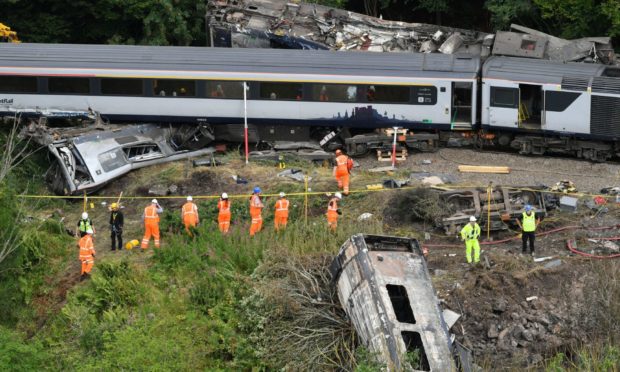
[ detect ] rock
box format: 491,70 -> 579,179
357,212 -> 373,221
498,327 -> 510,343
512,324 -> 525,339
603,240 -> 620,252
511,339 -> 519,348
148,184 -> 168,196
422,159 -> 432,165
493,299 -> 508,313
530,354 -> 543,365
487,325 -> 499,339
147,313 -> 156,321
537,316 -> 551,327
434,269 -> 448,276
510,312 -> 520,321
168,184 -> 178,194
522,330 -> 534,342
517,339 -> 529,348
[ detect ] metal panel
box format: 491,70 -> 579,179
561,76 -> 590,92
590,95 -> 620,138
591,76 -> 620,94
483,56 -> 605,85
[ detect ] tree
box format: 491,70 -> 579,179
485,0 -> 542,31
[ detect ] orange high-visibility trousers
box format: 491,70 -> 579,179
327,212 -> 338,231
81,260 -> 94,275
274,213 -> 288,231
141,221 -> 160,249
250,216 -> 263,236
218,213 -> 231,233
336,173 -> 350,195
183,217 -> 197,236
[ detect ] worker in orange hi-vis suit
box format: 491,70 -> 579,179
141,199 -> 163,250
78,229 -> 96,280
181,196 -> 199,236
274,192 -> 290,231
249,186 -> 264,236
326,192 -> 342,232
333,149 -> 352,195
218,192 -> 231,234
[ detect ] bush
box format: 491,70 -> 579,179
0,326 -> 50,371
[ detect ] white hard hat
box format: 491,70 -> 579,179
86,228 -> 94,234
469,216 -> 477,222
279,192 -> 286,198
187,196 -> 193,201
335,192 -> 342,199
81,212 -> 88,220
221,192 -> 228,199
151,199 -> 158,204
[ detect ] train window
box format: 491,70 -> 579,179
386,285 -> 416,324
401,331 -> 430,371
412,86 -> 437,105
152,79 -> 195,97
101,78 -> 143,96
365,85 -> 409,103
48,77 -> 90,94
490,87 -> 518,108
259,82 -> 303,100
0,76 -> 38,93
310,84 -> 358,102
206,81 -> 247,99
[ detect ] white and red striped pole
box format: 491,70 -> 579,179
391,126 -> 399,170
243,82 -> 249,164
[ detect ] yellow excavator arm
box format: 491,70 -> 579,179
0,23 -> 20,43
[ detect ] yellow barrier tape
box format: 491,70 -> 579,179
15,184 -> 618,200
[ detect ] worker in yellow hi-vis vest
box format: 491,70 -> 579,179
460,216 -> 481,264
516,204 -> 540,256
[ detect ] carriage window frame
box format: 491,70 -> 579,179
205,81 -> 248,100
259,82 -> 303,101
490,86 -> 519,108
0,75 -> 38,93
152,79 -> 196,97
48,77 -> 91,95
100,78 -> 144,96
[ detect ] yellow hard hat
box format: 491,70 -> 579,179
111,202 -> 118,210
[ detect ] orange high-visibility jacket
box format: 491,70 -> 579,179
79,235 -> 95,261
334,154 -> 349,177
250,194 -> 264,217
182,202 -> 199,223
327,198 -> 339,217
275,198 -> 289,217
218,199 -> 231,216
144,205 -> 160,224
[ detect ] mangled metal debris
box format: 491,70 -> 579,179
22,122 -> 215,195
330,234 -> 470,370
206,0 -> 617,65
436,185 -> 548,235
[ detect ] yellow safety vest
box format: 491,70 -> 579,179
460,223 -> 480,241
522,212 -> 536,232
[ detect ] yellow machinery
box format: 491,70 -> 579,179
0,23 -> 20,43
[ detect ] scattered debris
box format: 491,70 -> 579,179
458,165 -> 511,174
276,168 -> 310,182
526,296 -> 538,302
382,179 -> 408,188
421,176 -> 444,186
602,241 -> 620,252
422,159 -> 432,165
442,309 -> 461,329
232,175 -> 248,184
533,256 -> 554,263
551,180 -> 577,194
559,196 -> 579,212
543,259 -> 563,269
409,172 -> 458,184
193,157 -> 223,167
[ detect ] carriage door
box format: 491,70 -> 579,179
451,82 -> 473,129
518,84 -> 543,129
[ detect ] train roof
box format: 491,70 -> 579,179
483,56 -> 608,84
0,43 -> 480,79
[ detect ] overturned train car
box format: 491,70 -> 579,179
330,234 -> 469,371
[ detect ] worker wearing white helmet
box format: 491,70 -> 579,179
218,192 -> 231,234
460,216 -> 481,264
182,196 -> 199,237
274,192 -> 290,231
78,228 -> 96,280
141,199 -> 163,250
77,211 -> 95,238
326,193 -> 343,232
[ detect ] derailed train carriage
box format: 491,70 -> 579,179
0,43 -> 620,192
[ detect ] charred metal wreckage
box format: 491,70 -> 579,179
331,234 -> 472,371
206,0 -> 617,65
22,120 -> 215,195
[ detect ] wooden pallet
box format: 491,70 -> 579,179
377,148 -> 407,161
458,165 -> 511,174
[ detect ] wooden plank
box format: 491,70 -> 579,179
458,165 -> 511,174
377,149 -> 407,161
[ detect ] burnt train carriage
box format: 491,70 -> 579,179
0,43 -> 480,141
482,56 -> 620,161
